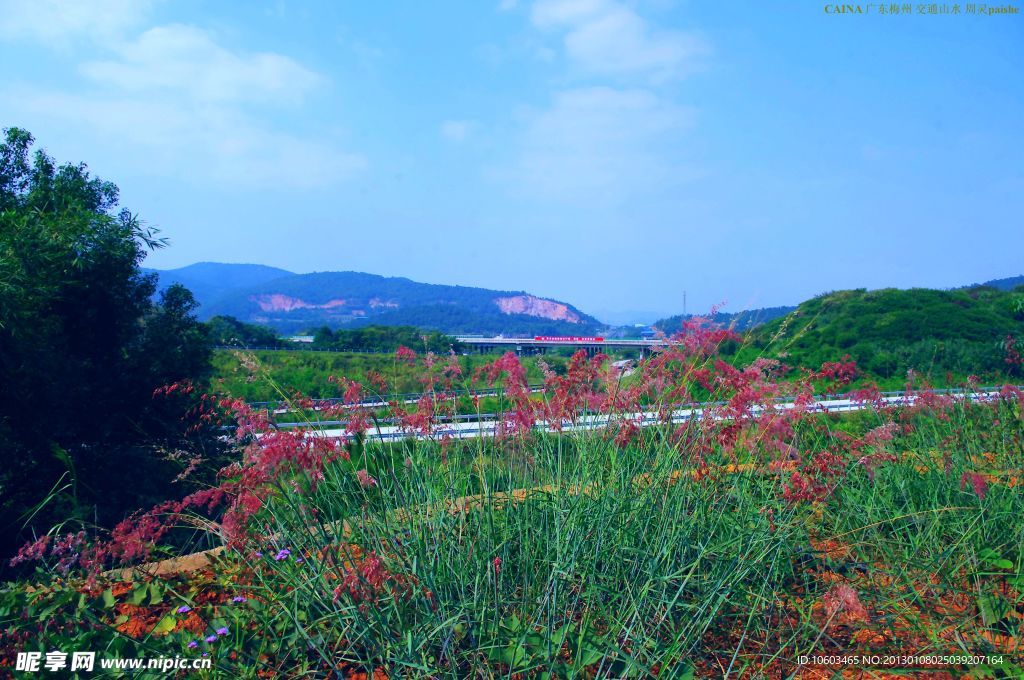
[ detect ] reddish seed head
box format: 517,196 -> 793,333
960,472 -> 988,501
823,583 -> 868,622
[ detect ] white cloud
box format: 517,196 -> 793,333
79,24 -> 321,105
530,0 -> 708,81
496,2 -> 709,201
506,86 -> 696,199
8,86 -> 365,189
4,21 -> 363,189
440,119 -> 477,142
531,0 -> 608,28
0,0 -> 152,46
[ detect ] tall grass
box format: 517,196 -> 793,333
4,327 -> 1023,678
234,403 -> 1022,676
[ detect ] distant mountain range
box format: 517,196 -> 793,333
145,263 -> 602,335
958,274 -> 1024,292
147,263 -> 1024,337
146,262 -> 293,303
653,306 -> 798,334
589,308 -> 667,326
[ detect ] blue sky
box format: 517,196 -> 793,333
2,1 -> 1021,322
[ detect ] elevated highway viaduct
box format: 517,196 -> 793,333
455,336 -> 666,357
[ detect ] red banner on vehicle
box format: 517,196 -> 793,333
533,336 -> 605,343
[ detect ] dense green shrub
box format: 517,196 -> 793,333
0,128 -> 225,565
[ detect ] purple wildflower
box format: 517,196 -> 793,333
215,627 -> 229,636
274,548 -> 291,561
177,605 -> 191,614
205,635 -> 218,643
231,596 -> 246,603
187,641 -> 198,649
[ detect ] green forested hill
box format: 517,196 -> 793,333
747,286 -> 1024,380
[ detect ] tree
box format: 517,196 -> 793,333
312,326 -> 335,346
0,128 -> 221,562
206,315 -> 282,347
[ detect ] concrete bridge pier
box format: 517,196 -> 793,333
514,345 -> 548,357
